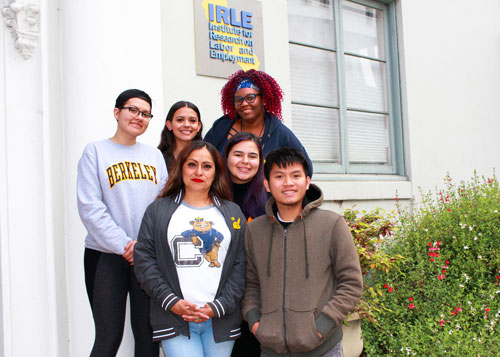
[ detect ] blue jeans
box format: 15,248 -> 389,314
161,319 -> 235,357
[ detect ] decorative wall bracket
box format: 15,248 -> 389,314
2,1 -> 40,59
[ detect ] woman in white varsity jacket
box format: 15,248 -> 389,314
134,140 -> 246,357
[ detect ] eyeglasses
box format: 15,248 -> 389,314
233,93 -> 261,106
121,106 -> 153,120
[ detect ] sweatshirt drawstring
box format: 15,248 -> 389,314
302,216 -> 309,279
267,216 -> 275,277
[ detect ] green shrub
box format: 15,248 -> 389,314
343,208 -> 403,321
362,173 -> 500,356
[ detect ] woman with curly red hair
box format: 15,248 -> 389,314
204,69 -> 313,175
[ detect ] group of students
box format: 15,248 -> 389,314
77,69 -> 363,357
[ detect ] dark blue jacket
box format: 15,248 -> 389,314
204,113 -> 314,176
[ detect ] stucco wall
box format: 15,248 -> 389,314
60,1 -> 166,355
399,0 -> 500,194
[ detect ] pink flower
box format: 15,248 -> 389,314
455,307 -> 462,312
438,274 -> 444,280
388,287 -> 394,293
439,319 -> 445,326
408,303 -> 415,309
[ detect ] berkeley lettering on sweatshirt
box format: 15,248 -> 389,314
106,161 -> 158,189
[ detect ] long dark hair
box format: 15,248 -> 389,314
223,132 -> 268,219
158,101 -> 203,172
159,140 -> 231,201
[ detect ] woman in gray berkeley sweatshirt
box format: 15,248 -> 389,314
77,89 -> 168,356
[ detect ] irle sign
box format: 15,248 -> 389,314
194,0 -> 265,78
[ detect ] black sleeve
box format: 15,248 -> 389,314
134,203 -> 181,311
208,210 -> 247,318
204,126 -> 215,144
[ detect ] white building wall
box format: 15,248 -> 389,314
400,0 -> 500,194
60,0 -> 166,355
1,0 -> 62,355
1,0 -> 500,356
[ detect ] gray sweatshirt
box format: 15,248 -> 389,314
77,139 -> 168,255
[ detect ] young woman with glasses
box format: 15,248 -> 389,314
134,140 -> 246,357
158,100 -> 203,173
204,69 -> 313,176
77,89 -> 168,356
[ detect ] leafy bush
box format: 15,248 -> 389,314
343,208 -> 403,321
362,174 -> 500,356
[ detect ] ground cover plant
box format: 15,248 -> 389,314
361,174 -> 500,356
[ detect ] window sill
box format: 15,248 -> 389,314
311,174 -> 411,201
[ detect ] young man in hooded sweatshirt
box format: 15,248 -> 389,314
243,148 -> 363,356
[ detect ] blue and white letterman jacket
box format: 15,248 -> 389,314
134,190 -> 247,343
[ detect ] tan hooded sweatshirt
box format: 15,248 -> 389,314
243,184 -> 363,356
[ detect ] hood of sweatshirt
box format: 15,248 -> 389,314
264,183 -> 323,220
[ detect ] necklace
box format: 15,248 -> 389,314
240,118 -> 265,139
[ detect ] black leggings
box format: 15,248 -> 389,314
84,248 -> 158,357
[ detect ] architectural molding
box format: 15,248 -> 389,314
2,1 -> 40,59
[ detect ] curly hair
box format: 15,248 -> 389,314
221,69 -> 284,121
